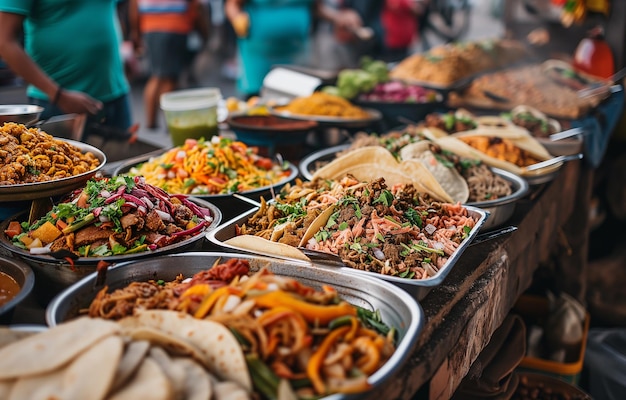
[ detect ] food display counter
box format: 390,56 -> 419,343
1,36 -> 622,400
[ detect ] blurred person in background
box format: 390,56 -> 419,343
129,0 -> 209,129
381,0 -> 425,62
0,0 -> 132,131
224,0 -> 373,97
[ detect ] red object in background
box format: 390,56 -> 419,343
573,26 -> 615,79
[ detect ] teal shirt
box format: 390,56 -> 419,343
237,0 -> 314,95
0,0 -> 129,102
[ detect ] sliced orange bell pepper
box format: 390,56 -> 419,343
253,291 -> 356,325
307,325 -> 351,394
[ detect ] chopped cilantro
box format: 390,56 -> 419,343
405,208 -> 423,228
462,225 -> 472,239
373,190 -> 394,207
338,221 -> 349,231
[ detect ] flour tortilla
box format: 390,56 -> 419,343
400,142 -> 469,203
0,317 -> 120,380
173,357 -> 214,400
149,346 -> 188,400
312,146 -> 453,203
119,310 -> 252,392
451,127 -> 553,160
436,134 -> 559,177
110,340 -> 151,393
299,205 -> 337,247
108,357 -> 173,400
8,334 -> 123,400
225,234 -> 311,262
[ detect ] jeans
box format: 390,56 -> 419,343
29,93 -> 132,134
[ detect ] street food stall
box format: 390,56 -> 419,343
1,32 -> 623,400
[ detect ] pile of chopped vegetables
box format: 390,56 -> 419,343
5,175 -> 215,257
128,137 -> 291,195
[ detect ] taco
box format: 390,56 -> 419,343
436,126 -> 556,176
399,141 -> 469,203
311,146 -> 454,203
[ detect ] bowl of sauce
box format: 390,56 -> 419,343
0,257 -> 35,324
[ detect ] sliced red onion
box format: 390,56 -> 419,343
171,220 -> 206,237
104,192 -> 122,204
424,224 -> 437,235
155,209 -> 173,222
148,244 -> 158,251
141,197 -> 154,209
99,214 -> 110,223
373,248 -> 385,260
137,205 -> 147,215
433,242 -> 445,251
93,207 -> 102,217
130,188 -> 149,198
100,190 -> 111,198
121,193 -> 146,208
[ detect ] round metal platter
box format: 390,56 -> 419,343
112,153 -> 299,202
269,107 -> 383,128
0,139 -> 107,202
0,197 -> 222,290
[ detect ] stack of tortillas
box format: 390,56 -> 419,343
0,311 -> 251,400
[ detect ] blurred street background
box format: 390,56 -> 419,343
1,0 -> 504,150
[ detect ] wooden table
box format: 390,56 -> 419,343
363,160 -> 585,400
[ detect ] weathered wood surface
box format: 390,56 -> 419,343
364,160 -> 582,400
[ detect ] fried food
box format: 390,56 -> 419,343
0,122 -> 100,185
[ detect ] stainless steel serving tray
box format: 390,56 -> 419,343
465,168 -> 528,231
46,251 -> 424,400
269,107 -> 383,128
0,139 -> 106,202
300,146 -> 525,230
207,206 -> 488,300
0,197 -> 222,294
112,153 -> 299,221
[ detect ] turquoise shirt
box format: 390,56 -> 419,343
0,0 -> 129,102
237,0 -> 314,95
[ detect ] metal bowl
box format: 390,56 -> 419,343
0,104 -> 44,126
112,154 -> 299,222
0,197 -> 221,299
0,258 -> 35,324
46,251 -> 424,399
466,168 -> 529,231
0,138 -> 106,202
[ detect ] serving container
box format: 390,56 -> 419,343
0,258 -> 35,324
270,107 -> 383,129
299,145 -> 526,231
46,251 -> 424,399
0,197 -> 222,301
112,154 -> 299,222
226,113 -> 319,157
207,206 -> 488,300
0,104 -> 43,125
465,168 -> 528,231
0,139 -> 106,202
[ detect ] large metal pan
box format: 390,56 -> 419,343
46,251 -> 424,400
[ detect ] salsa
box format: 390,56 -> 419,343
0,271 -> 20,307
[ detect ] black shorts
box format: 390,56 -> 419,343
144,32 -> 188,78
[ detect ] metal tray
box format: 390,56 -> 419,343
112,153 -> 299,221
0,197 -> 222,295
0,139 -> 106,202
46,251 -> 424,399
300,146 -> 526,231
207,206 -> 488,300
269,107 -> 383,128
465,168 -> 528,231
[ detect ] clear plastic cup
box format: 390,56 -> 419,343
160,88 -> 222,146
